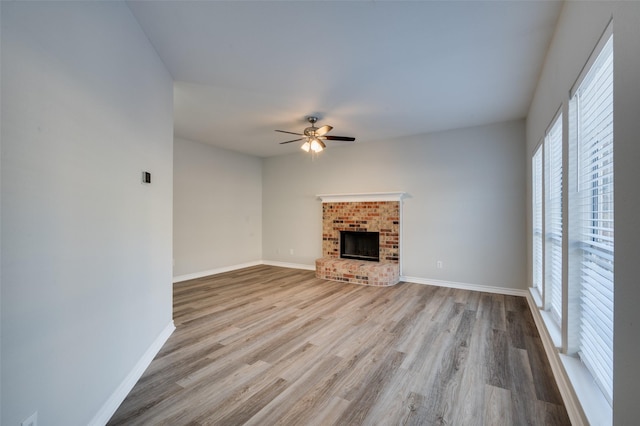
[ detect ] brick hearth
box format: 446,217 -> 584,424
315,257 -> 399,286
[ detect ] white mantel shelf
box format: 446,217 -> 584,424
316,192 -> 407,203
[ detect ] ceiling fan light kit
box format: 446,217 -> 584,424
303,137 -> 325,153
276,116 -> 355,154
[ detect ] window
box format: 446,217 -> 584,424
570,34 -> 614,403
545,114 -> 563,325
532,146 -> 543,296
530,23 -> 613,424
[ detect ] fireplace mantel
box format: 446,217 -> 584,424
316,192 -> 406,203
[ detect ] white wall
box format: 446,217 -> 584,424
0,3 -> 3,422
173,138 -> 262,278
1,2 -> 174,425
263,120 -> 526,290
525,2 -> 640,423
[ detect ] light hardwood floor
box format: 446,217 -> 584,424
108,265 -> 570,425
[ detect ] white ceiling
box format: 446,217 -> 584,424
127,0 -> 562,158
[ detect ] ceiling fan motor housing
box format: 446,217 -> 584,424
304,116 -> 318,136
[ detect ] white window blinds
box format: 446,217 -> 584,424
545,115 -> 563,325
572,35 -> 614,403
532,146 -> 543,294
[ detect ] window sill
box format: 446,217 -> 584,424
560,354 -> 612,426
539,309 -> 562,349
528,288 -> 611,426
528,288 -> 562,348
530,286 -> 543,307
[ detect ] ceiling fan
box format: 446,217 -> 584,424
276,116 -> 356,153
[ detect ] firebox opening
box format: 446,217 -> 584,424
340,231 -> 380,262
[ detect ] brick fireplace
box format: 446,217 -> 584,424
315,192 -> 404,286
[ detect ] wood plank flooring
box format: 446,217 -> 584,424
108,265 -> 570,425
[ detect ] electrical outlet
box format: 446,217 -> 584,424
21,412 -> 38,426
289,248 -> 294,255
437,260 -> 443,269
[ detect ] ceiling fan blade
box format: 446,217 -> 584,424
275,130 -> 304,136
315,125 -> 333,136
279,138 -> 304,144
323,135 -> 356,142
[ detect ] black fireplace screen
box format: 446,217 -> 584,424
340,231 -> 380,262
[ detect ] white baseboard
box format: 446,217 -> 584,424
525,294 -> 588,426
173,260 -> 316,283
175,263 -> 528,298
401,275 -> 528,297
89,321 -> 175,426
173,261 -> 262,283
174,264 -> 528,297
261,260 -> 315,271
